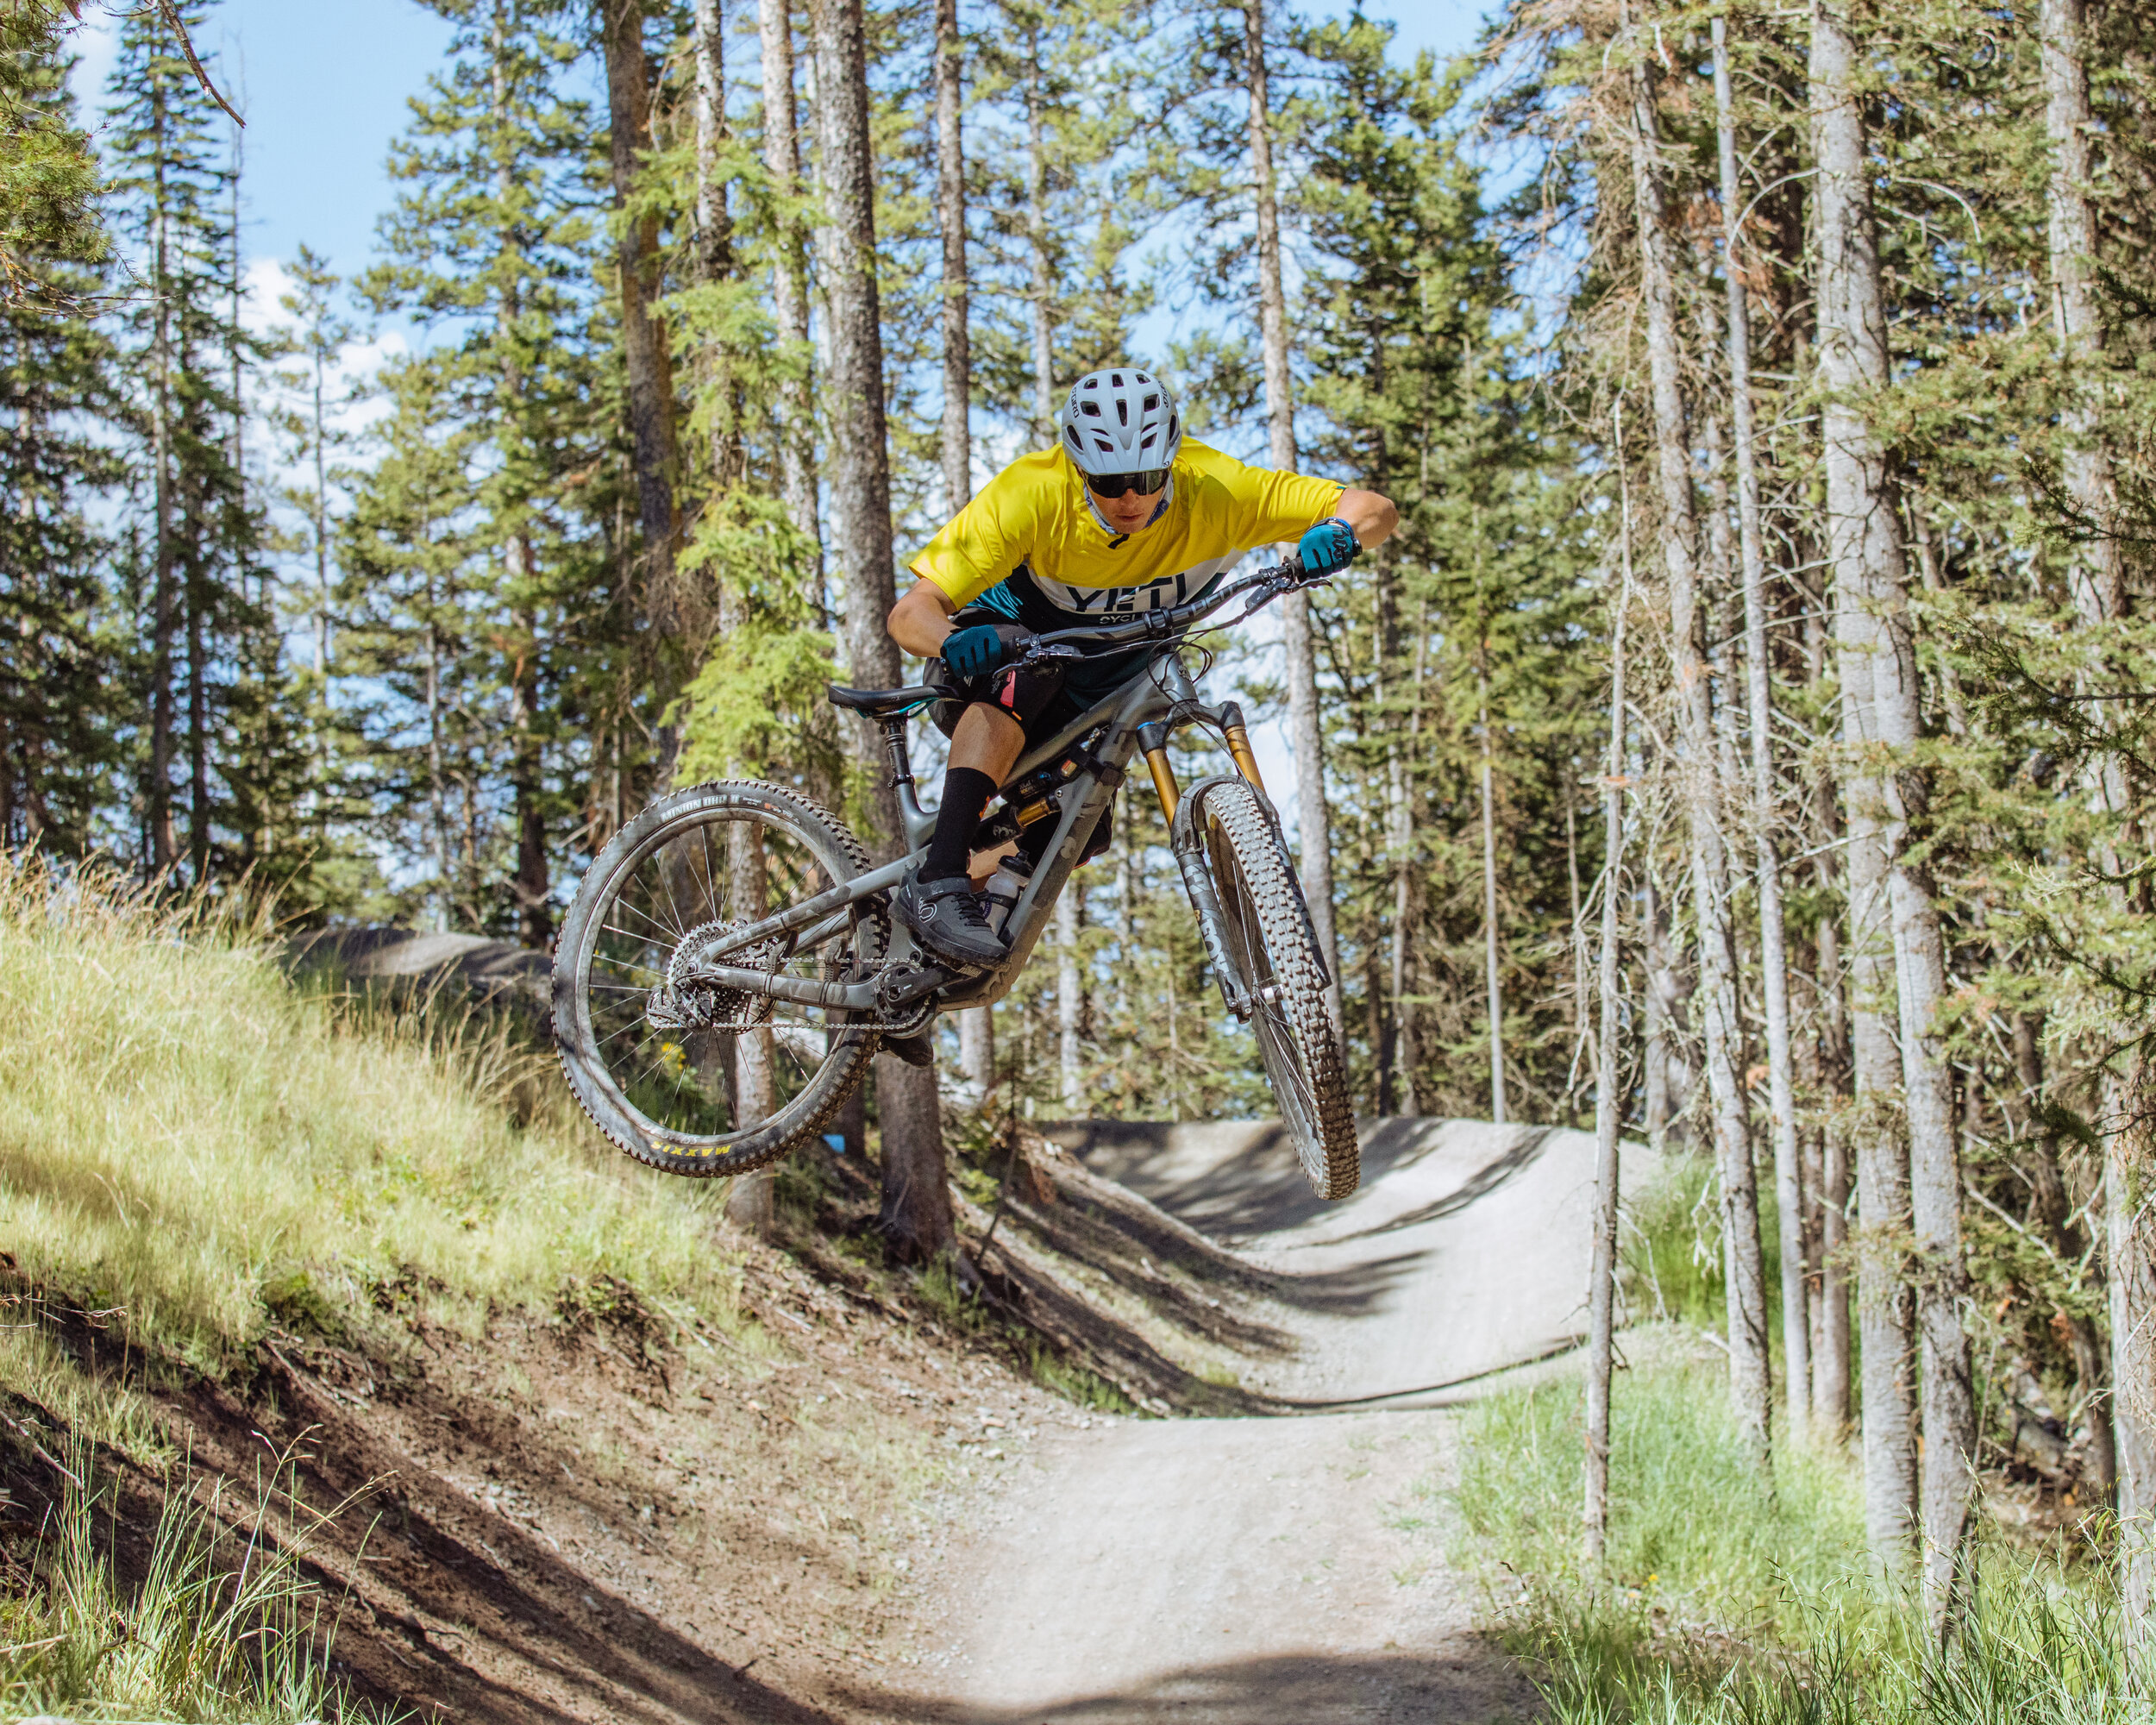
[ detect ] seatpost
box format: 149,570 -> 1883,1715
880,718 -> 914,791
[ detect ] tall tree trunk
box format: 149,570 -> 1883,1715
694,0 -> 740,487
601,0 -> 679,620
186,549 -> 207,882
1244,0 -> 1340,1030
2040,0 -> 2147,1628
1814,0 -> 1939,1581
728,821 -> 780,1237
937,0 -> 970,516
812,0 -> 954,1263
1478,675 -> 1506,1126
509,573 -> 551,949
1584,455 -> 1633,1567
937,0 -> 989,1093
1804,593 -> 1855,1438
694,0 -> 775,1239
1058,890 -> 1082,1116
2111,1063 -> 2156,1638
2042,0 -> 2122,630
425,605 -> 448,931
758,0 -> 821,601
1713,13 -> 1808,1437
1816,0 -> 1974,1633
148,84 -> 176,877
1628,26 -> 1772,1463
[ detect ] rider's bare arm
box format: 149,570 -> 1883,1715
888,580 -> 959,662
1336,487 -> 1400,549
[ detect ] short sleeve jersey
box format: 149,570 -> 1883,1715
907,440 -> 1344,618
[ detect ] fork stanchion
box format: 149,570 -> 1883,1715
1219,700 -> 1267,795
1137,719 -> 1180,820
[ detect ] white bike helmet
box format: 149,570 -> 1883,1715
1058,367 -> 1182,480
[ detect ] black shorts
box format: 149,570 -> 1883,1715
928,601 -> 1126,867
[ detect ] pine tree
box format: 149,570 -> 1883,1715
0,10 -> 121,854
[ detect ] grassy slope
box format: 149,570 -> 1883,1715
0,873 -> 741,1384
0,863 -> 1288,1724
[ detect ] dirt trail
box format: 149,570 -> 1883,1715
904,1117 -> 1617,1723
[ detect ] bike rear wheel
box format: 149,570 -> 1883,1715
552,780 -> 886,1177
1200,780 -> 1359,1199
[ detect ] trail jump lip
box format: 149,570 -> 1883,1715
1040,1113 -> 1651,1407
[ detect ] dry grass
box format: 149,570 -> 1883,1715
0,855 -> 744,1374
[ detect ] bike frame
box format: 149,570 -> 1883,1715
682,567 -> 1306,1024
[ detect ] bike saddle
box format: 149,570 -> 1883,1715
826,682 -> 939,716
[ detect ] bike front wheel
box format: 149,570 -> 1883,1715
1200,780 -> 1359,1200
552,780 -> 887,1177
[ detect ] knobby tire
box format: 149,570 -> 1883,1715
553,780 -> 886,1177
1200,780 -> 1359,1200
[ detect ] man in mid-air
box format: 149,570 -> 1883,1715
883,367 -> 1399,969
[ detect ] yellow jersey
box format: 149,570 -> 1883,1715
908,440 -> 1344,617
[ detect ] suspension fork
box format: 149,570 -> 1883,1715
1144,718 -> 1253,1021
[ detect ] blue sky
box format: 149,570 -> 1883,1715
72,0 -> 1491,295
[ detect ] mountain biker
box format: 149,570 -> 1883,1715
887,366 -> 1400,969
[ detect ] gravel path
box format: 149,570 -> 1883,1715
906,1116 -> 1614,1723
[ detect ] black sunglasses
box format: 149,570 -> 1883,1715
1087,468 -> 1170,500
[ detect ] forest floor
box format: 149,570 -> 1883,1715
2,907 -> 1590,1722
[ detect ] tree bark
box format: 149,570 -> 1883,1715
1479,681 -> 1506,1126
148,81 -> 176,876
1816,0 -> 1974,1633
937,0 -> 970,514
601,0 -> 679,611
1714,14 -> 1808,1437
758,0 -> 821,599
937,0 -> 988,1089
1585,451 -> 1633,1567
1814,0 -> 1948,1587
812,0 -> 954,1263
1629,26 -> 1771,1463
727,819 -> 780,1236
2110,1063 -> 2156,1640
1058,888 -> 1083,1116
1244,0 -> 1340,1030
2042,0 -> 2122,629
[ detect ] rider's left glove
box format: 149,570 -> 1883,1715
943,623 -> 1033,681
1296,517 -> 1361,578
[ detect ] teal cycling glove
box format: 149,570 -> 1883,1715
1296,517 -> 1360,577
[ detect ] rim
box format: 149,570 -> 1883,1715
569,805 -> 876,1149
1210,824 -> 1331,1191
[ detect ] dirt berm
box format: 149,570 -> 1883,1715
2,1110 -> 1601,1721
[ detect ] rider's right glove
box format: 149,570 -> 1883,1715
1295,517 -> 1361,578
943,623 -> 1033,681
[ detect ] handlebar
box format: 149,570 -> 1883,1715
1021,558 -> 1321,661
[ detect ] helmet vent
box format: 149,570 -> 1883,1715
1053,367 -> 1184,482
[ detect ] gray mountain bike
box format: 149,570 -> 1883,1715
550,559 -> 1358,1201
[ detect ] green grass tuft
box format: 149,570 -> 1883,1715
1451,1332 -> 2136,1721
0,1446 -> 394,1723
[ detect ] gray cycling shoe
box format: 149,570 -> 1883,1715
893,873 -> 1006,969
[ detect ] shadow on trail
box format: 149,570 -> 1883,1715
1040,1116 -> 1463,1239
852,1648 -> 1527,1724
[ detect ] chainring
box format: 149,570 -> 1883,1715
646,919 -> 788,1033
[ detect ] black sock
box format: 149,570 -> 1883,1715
922,767 -> 998,881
